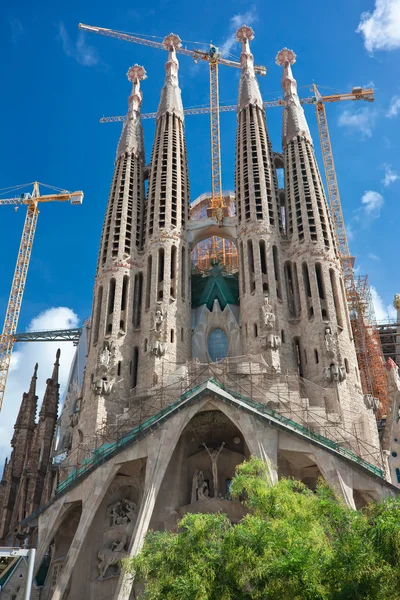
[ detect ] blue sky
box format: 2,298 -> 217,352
0,0 -> 400,459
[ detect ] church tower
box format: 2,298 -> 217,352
0,364 -> 38,542
137,34 -> 191,389
79,65 -> 147,436
235,26 -> 288,368
276,49 -> 370,428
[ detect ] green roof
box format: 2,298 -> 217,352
192,264 -> 239,310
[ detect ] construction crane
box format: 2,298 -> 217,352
99,87 -> 374,122
0,182 -> 84,411
78,23 -> 266,223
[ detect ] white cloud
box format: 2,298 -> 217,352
368,252 -> 380,261
381,163 -> 399,186
360,190 -> 384,218
338,107 -> 376,138
0,307 -> 79,467
219,7 -> 258,57
386,95 -> 400,118
57,22 -> 100,67
356,0 -> 400,53
371,286 -> 397,321
9,17 -> 24,43
346,223 -> 355,242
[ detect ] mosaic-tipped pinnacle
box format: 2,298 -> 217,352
163,33 -> 182,50
127,64 -> 147,83
275,48 -> 296,66
236,25 -> 255,42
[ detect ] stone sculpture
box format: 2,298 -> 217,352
93,377 -> 113,396
266,333 -> 281,350
394,294 -> 400,311
261,296 -> 275,330
324,327 -> 336,358
99,346 -> 111,369
106,498 -> 137,527
325,363 -> 346,383
97,535 -> 128,580
191,469 -> 210,502
203,442 -> 225,498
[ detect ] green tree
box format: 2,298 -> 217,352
123,458 -> 400,600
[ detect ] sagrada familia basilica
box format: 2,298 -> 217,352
0,25 -> 399,600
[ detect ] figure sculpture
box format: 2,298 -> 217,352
324,327 -> 336,358
191,470 -> 210,502
106,498 -> 137,527
203,442 -> 225,498
261,296 -> 275,330
97,535 -> 127,580
99,345 -> 111,369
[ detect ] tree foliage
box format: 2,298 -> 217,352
123,458 -> 400,600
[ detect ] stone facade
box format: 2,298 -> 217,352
0,352 -> 60,546
1,25 -> 398,600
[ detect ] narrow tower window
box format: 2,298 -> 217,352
93,286 -> 103,345
259,240 -> 267,275
108,278 -> 116,315
170,245 -> 177,299
272,245 -> 282,300
121,275 -> 129,311
247,239 -> 255,293
145,255 -> 152,310
294,337 -> 304,377
329,269 -> 343,329
132,347 -> 139,388
302,262 -> 313,319
157,248 -> 165,301
133,272 -> 143,327
240,241 -> 246,295
181,247 -> 186,299
315,263 -> 329,320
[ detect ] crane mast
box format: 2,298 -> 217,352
0,182 -> 83,411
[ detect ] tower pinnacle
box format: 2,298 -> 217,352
236,25 -> 263,111
157,33 -> 184,119
275,48 -> 312,147
117,64 -> 146,158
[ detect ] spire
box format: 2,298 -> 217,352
236,25 -> 263,111
275,48 -> 312,148
116,64 -> 146,158
13,363 -> 38,434
157,33 -> 184,120
39,349 -> 60,419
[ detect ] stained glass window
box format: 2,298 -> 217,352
208,328 -> 229,362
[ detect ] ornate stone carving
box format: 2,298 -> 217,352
106,498 -> 137,527
191,469 -> 210,503
261,295 -> 275,330
97,535 -> 128,580
325,363 -> 346,383
99,346 -> 111,369
203,442 -> 225,498
394,294 -> 400,311
266,333 -> 281,350
150,308 -> 167,357
324,327 -> 337,359
93,377 -> 113,396
363,394 -> 380,412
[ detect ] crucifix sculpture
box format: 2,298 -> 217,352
203,442 -> 225,497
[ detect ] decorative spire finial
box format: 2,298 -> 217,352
236,25 -> 255,42
275,48 -> 296,66
275,48 -> 312,147
236,25 -> 263,111
127,64 -> 147,83
117,64 -> 146,157
157,33 -> 184,119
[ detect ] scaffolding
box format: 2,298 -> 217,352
190,192 -> 238,273
56,355 -> 383,494
350,276 -> 388,415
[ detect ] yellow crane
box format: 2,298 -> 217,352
78,23 -> 266,221
99,87 -> 374,122
0,182 -> 83,411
